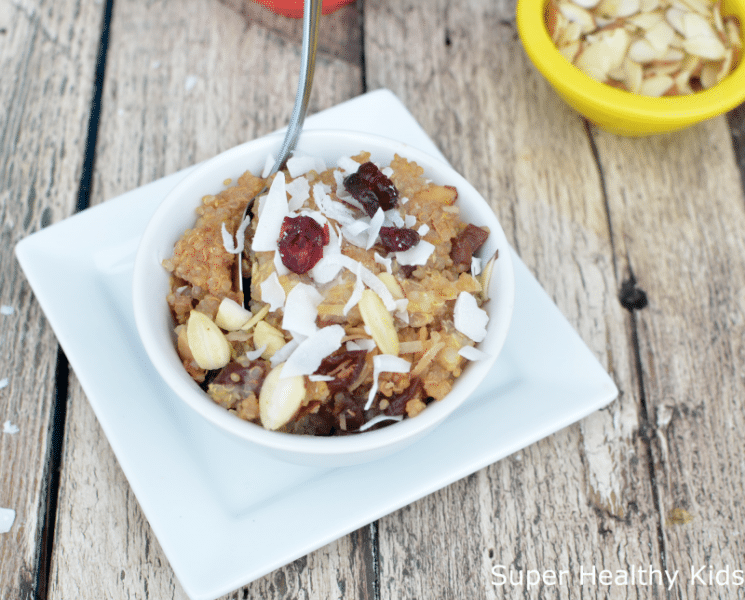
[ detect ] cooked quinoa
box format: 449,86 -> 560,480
163,151 -> 494,435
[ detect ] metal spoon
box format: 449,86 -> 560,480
236,0 -> 323,299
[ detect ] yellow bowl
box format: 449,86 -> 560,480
516,0 -> 745,135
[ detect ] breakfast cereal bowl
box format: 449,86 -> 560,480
132,130 -> 514,467
516,0 -> 745,136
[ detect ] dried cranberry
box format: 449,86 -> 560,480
379,226 -> 420,253
450,223 -> 489,270
278,215 -> 328,274
343,161 -> 399,217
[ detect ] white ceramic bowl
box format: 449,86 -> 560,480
132,130 -> 515,467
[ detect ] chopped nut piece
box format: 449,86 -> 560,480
258,363 -> 306,430
187,311 -> 232,370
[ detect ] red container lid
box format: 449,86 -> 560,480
253,0 -> 355,18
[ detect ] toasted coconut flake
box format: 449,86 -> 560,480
246,345 -> 267,361
270,338 -> 299,367
346,338 -> 377,351
344,262 -> 365,316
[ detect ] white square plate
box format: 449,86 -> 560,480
16,89 -> 618,600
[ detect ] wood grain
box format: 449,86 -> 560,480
593,119 -> 745,598
363,0 -> 663,597
0,0 -> 104,597
48,0 -> 365,598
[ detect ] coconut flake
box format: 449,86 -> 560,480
261,153 -> 275,178
404,214 -> 417,228
365,355 -> 411,410
357,414 -> 403,432
260,272 -> 286,311
270,338 -> 299,367
282,283 -> 323,338
252,172 -> 288,251
246,345 -> 267,361
343,263 -> 365,316
471,256 -> 482,276
381,166 -> 394,177
346,338 -> 376,351
417,224 -> 430,237
286,176 -> 310,212
281,325 -> 345,378
396,240 -> 435,266
400,196 -> 409,205
221,211 -> 252,255
314,183 -> 357,227
0,306 -> 13,316
454,292 -> 489,342
366,208 -> 385,250
287,155 -> 318,178
0,378 -> 7,390
374,252 -> 393,274
384,209 -> 404,228
458,345 -> 490,361
3,420 -> 19,434
309,374 -> 335,382
273,249 -> 290,277
0,508 -> 15,533
337,156 -> 360,173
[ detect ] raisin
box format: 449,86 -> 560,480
450,223 -> 489,270
343,161 -> 399,217
379,226 -> 420,253
315,349 -> 367,395
384,377 -> 424,416
277,215 -> 328,274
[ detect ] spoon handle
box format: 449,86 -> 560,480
270,0 -> 323,175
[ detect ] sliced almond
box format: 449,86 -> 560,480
628,38 -> 660,61
646,19 -> 676,53
640,73 -> 675,94
665,7 -> 687,34
214,297 -> 252,331
258,363 -> 306,431
479,254 -> 497,301
597,0 -> 641,18
186,311 -> 232,370
558,1 -> 597,32
684,34 -> 727,59
359,289 -> 399,356
377,272 -> 405,300
640,0 -> 660,12
679,0 -> 711,16
682,12 -> 718,39
625,57 -> 645,91
627,11 -> 665,30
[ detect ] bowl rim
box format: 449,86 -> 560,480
516,0 -> 745,123
132,129 -> 515,458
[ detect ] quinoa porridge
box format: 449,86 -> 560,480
162,151 -> 497,435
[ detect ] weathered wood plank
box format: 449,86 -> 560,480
0,0 -> 104,597
48,0 -> 365,598
363,0 -> 660,597
592,118 -> 745,598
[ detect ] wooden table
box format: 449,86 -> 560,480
3,0 -> 745,598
